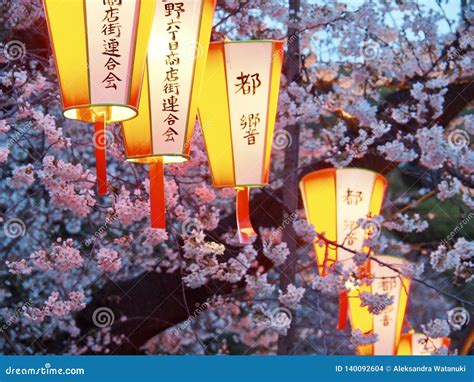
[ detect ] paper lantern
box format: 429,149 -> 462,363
43,0 -> 156,195
198,40 -> 284,243
350,255 -> 410,355
299,168 -> 387,327
121,0 -> 216,228
397,332 -> 451,355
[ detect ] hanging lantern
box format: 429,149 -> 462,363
299,168 -> 388,328
349,255 -> 410,355
198,40 -> 284,243
397,331 -> 451,355
43,0 -> 156,195
121,0 -> 216,228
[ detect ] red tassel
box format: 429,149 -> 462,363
93,116 -> 108,195
236,187 -> 257,244
149,158 -> 166,229
337,291 -> 349,330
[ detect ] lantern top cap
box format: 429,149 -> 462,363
300,167 -> 387,186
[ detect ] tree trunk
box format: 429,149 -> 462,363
277,0 -> 301,355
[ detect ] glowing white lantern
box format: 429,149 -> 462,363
346,256 -> 411,355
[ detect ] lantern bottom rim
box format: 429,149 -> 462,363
63,104 -> 138,123
126,153 -> 190,164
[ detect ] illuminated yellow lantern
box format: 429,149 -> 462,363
299,168 -> 387,327
43,0 -> 156,195
397,331 -> 451,355
198,40 -> 284,243
350,255 -> 410,355
121,0 -> 216,228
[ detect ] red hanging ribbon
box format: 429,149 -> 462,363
149,158 -> 166,229
337,291 -> 349,330
93,115 -> 108,195
236,187 -> 257,244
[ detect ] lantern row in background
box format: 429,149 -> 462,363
43,0 -> 156,195
299,168 -> 387,328
199,40 -> 284,243
351,256 -> 410,355
397,332 -> 451,355
122,0 -> 216,228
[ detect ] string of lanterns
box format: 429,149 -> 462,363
42,0 -> 449,355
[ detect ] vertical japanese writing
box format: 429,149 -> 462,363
381,304 -> 394,327
341,188 -> 364,248
162,1 -> 185,142
235,72 -> 262,145
343,219 -> 359,246
376,277 -> 397,327
101,0 -> 123,90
